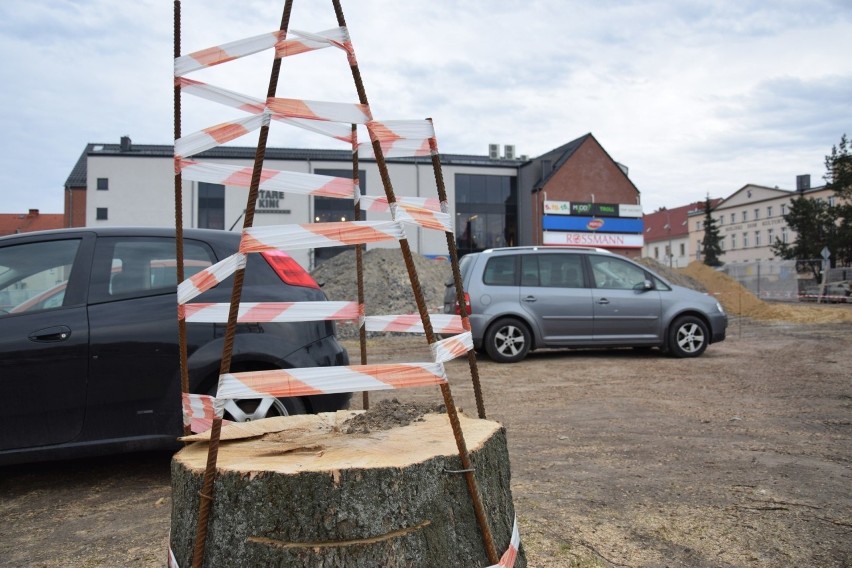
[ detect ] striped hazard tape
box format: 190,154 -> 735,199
486,516 -> 521,568
177,160 -> 357,198
177,252 -> 246,306
175,112 -> 270,159
364,314 -> 465,335
174,30 -> 286,76
214,362 -> 448,413
240,221 -> 405,252
181,393 -> 230,433
183,301 -> 361,323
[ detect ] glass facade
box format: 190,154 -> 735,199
455,173 -> 517,256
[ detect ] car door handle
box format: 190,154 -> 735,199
29,325 -> 72,342
523,295 -> 537,302
597,298 -> 610,305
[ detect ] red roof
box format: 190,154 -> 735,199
0,210 -> 65,236
642,200 -> 717,243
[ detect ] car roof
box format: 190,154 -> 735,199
0,226 -> 239,243
480,246 -> 613,254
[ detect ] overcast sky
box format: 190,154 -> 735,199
1,0 -> 850,216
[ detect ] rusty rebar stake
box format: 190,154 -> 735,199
173,1 -> 191,439
427,124 -> 487,420
352,124 -> 370,410
332,1 -> 498,563
190,3 -> 294,567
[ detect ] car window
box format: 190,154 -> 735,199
522,254 -> 584,288
589,255 -> 647,290
89,238 -> 215,302
482,255 -> 517,286
0,239 -> 81,315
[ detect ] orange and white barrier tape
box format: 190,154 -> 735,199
359,196 -> 452,232
363,314 -> 465,335
183,301 -> 360,323
240,221 -> 405,253
181,393 -> 231,433
266,97 -> 372,124
178,77 -> 354,143
392,202 -> 453,232
175,30 -> 286,76
486,516 -> 521,568
431,332 -> 473,363
177,252 -> 246,305
360,195 -> 443,213
215,362 -> 448,410
175,112 -> 270,159
357,119 -> 437,158
177,160 -> 356,198
276,27 -> 352,59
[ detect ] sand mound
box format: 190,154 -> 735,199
679,262 -> 852,324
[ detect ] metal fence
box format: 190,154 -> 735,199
721,260 -> 800,302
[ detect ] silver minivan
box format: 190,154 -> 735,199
443,246 -> 727,362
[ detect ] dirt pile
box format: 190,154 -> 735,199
679,262 -> 852,324
311,248 -> 452,337
342,398 -> 446,434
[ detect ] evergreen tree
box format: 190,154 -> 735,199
701,196 -> 723,267
824,133 -> 852,200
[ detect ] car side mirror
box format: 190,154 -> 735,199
634,279 -> 654,291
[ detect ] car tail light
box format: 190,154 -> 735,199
455,292 -> 471,315
260,250 -> 320,289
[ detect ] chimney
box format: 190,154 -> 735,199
796,174 -> 810,192
28,209 -> 39,216
120,136 -> 132,152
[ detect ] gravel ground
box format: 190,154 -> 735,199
1,256 -> 850,567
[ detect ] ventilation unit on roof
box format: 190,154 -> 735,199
504,145 -> 515,160
488,144 -> 500,160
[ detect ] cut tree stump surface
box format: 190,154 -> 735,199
170,408 -> 524,567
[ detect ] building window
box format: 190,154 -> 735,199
767,205 -> 773,218
198,182 -> 225,230
829,195 -> 837,207
679,243 -> 685,256
731,234 -> 737,249
755,231 -> 761,247
767,228 -> 774,244
742,211 -> 747,222
781,227 -> 788,243
730,213 -> 735,224
696,221 -> 703,231
96,178 -> 109,190
754,208 -> 759,220
455,173 -> 517,256
654,246 -> 659,259
781,203 -> 787,216
96,207 -> 108,220
743,232 -> 749,248
313,169 -> 367,265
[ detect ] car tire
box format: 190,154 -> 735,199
668,315 -> 709,358
484,317 -> 532,363
219,395 -> 306,422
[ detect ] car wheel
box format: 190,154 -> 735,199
484,318 -> 531,363
668,315 -> 709,358
221,396 -> 306,422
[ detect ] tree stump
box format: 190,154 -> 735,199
169,408 -> 525,567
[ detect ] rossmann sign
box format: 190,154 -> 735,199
543,231 -> 644,248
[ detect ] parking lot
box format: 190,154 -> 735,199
1,316 -> 850,567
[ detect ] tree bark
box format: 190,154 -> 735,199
170,411 -> 525,567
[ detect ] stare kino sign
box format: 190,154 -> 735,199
543,231 -> 644,248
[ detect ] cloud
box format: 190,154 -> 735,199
1,0 -> 851,216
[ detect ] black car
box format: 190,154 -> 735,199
0,227 -> 350,465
